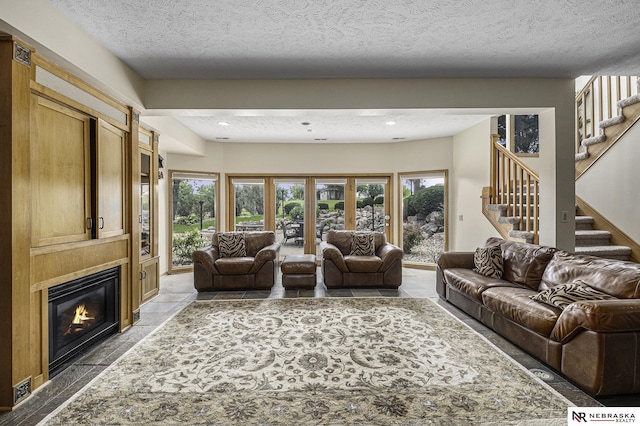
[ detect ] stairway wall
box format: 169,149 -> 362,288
576,120 -> 640,242
451,119 -> 501,251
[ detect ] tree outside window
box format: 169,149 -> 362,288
497,114 -> 539,155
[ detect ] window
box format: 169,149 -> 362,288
399,171 -> 447,267
497,114 -> 539,155
169,172 -> 218,271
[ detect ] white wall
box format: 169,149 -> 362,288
451,119 -> 500,250
576,122 -> 640,242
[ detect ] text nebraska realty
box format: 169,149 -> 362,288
572,411 -> 636,423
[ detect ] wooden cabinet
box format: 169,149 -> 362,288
136,127 -> 160,304
140,258 -> 159,302
96,120 -> 126,238
30,97 -> 127,247
30,95 -> 92,247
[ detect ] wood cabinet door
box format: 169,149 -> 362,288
140,258 -> 159,303
30,96 -> 92,247
96,119 -> 126,238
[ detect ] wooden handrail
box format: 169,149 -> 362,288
490,135 -> 539,244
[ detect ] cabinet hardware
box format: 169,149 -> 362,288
87,217 -> 93,230
99,217 -> 105,229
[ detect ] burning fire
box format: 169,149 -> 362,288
72,304 -> 94,324
64,304 -> 94,336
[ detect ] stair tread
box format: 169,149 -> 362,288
575,230 -> 611,236
575,245 -> 632,255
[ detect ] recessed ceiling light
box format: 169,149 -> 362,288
385,121 -> 397,126
217,121 -> 229,126
301,122 -> 311,126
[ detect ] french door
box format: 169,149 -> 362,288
227,175 -> 392,259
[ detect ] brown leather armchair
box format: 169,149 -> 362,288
192,231 -> 280,291
320,230 -> 403,289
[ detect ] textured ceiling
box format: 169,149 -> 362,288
48,0 -> 640,79
46,0 -> 640,148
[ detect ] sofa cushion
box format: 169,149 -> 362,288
540,250 -> 640,299
484,237 -> 555,290
444,268 -> 519,301
482,287 -> 561,337
473,245 -> 503,278
344,255 -> 382,273
217,232 -> 247,258
215,257 -> 254,274
350,233 -> 375,256
531,281 -> 616,310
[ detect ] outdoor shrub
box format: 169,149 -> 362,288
406,185 -> 444,217
402,225 -> 424,254
361,197 -> 374,207
174,213 -> 200,226
318,202 -> 329,210
284,202 -> 301,215
334,201 -> 344,210
289,205 -> 304,220
374,195 -> 384,205
357,200 -> 364,209
172,229 -> 207,265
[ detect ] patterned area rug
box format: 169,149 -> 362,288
41,298 -> 570,425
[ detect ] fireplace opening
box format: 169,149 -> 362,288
48,267 -> 120,376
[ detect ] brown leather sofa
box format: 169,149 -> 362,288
436,236 -> 640,396
192,231 -> 280,291
320,230 -> 403,288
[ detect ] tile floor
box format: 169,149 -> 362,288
2,268 -> 638,425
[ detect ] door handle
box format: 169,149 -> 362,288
99,217 -> 105,229
87,217 -> 93,230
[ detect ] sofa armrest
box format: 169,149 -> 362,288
434,251 -> 475,298
378,243 -> 403,271
551,299 -> 640,343
435,251 -> 475,271
251,242 -> 281,271
192,247 -> 219,274
321,241 -> 348,272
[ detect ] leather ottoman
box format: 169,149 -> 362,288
281,254 -> 317,289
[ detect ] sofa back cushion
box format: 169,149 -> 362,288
484,237 -> 556,290
213,231 -> 275,258
540,250 -> 640,299
326,230 -> 386,256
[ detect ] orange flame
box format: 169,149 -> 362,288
72,304 -> 94,324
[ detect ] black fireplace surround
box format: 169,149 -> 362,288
48,267 -> 120,376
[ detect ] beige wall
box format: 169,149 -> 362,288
576,122 -> 640,242
451,119 -> 500,250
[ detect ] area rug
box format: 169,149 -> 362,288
40,298 -> 570,425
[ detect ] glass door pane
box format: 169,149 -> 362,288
400,172 -> 446,265
140,152 -> 151,257
315,179 -> 346,257
275,179 -> 305,261
233,179 -> 265,231
170,172 -> 217,270
355,178 -> 388,235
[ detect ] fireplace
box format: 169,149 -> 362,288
48,267 -> 120,376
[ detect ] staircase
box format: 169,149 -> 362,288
575,76 -> 640,178
483,189 -> 634,261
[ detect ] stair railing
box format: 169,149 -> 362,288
575,76 -> 639,151
490,135 -> 539,244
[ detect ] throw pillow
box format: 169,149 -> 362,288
473,245 -> 503,279
530,281 -> 615,310
217,232 -> 246,258
350,233 -> 375,256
